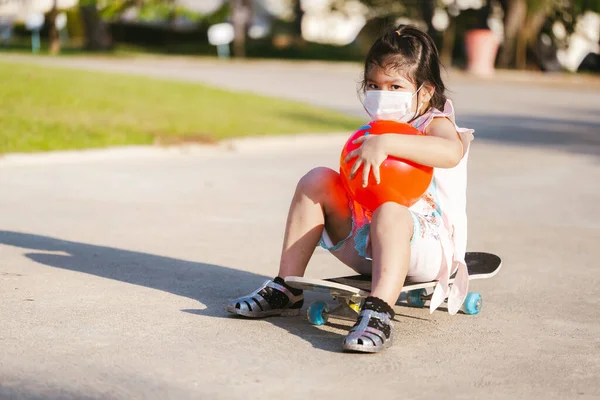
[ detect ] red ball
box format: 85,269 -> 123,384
340,120 -> 434,211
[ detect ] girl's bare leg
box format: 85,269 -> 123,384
278,167 -> 353,278
369,202 -> 414,306
342,202 -> 413,353
227,167 -> 353,318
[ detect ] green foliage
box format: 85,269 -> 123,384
65,7 -> 85,38
138,0 -> 174,22
198,2 -> 230,26
99,0 -> 131,19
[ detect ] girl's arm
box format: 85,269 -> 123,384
345,117 -> 467,187
382,117 -> 465,168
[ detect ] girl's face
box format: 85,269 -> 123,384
365,64 -> 432,115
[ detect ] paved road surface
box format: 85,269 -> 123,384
1,55 -> 599,399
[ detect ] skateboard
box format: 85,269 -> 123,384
285,252 -> 501,325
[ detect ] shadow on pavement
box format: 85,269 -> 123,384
187,289 -> 433,353
0,386 -> 83,400
1,230 -> 395,353
0,230 -> 268,318
460,114 -> 600,157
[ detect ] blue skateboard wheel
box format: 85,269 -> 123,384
463,292 -> 482,315
407,289 -> 426,308
307,301 -> 329,326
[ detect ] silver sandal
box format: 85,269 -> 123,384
343,309 -> 393,353
227,279 -> 304,318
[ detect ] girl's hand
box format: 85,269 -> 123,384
344,134 -> 389,188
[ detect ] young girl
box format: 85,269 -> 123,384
227,25 -> 474,353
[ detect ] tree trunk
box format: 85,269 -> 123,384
514,26 -> 528,69
440,17 -> 456,67
515,7 -> 549,69
165,0 -> 177,52
292,0 -> 303,36
48,0 -> 61,55
230,0 -> 252,58
498,0 -> 527,68
80,3 -> 112,51
292,0 -> 304,44
421,0 -> 443,51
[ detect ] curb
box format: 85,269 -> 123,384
0,133 -> 349,167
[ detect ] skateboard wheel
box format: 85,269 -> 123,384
407,289 -> 426,308
462,292 -> 482,315
397,292 -> 407,304
307,301 -> 329,326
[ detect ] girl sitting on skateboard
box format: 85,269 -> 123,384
228,24 -> 474,353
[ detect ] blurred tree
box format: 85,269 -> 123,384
291,0 -> 303,41
47,0 -> 61,54
516,0 -> 553,69
497,0 -> 527,67
496,0 -> 557,69
420,0 -> 443,49
347,0 -> 424,55
352,0 -> 416,17
230,0 -> 252,57
500,0 -> 599,69
80,0 -> 113,50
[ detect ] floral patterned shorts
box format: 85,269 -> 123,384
318,199 -> 451,283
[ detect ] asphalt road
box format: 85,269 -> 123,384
1,54 -> 599,399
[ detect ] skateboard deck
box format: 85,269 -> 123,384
285,252 -> 501,323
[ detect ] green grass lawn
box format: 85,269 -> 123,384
0,61 -> 363,153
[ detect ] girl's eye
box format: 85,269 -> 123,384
391,85 -> 402,90
368,83 -> 378,89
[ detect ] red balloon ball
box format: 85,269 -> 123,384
340,120 -> 434,211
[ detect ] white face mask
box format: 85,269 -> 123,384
362,84 -> 423,122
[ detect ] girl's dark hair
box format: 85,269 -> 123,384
362,24 -> 447,111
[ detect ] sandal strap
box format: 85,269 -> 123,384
254,293 -> 270,311
359,330 -> 385,346
344,309 -> 393,351
244,280 -> 303,308
234,282 -> 273,312
265,280 -> 304,304
351,310 -> 392,330
348,310 -> 391,340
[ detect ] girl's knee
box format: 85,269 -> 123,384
372,202 -> 413,235
297,167 -> 343,197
